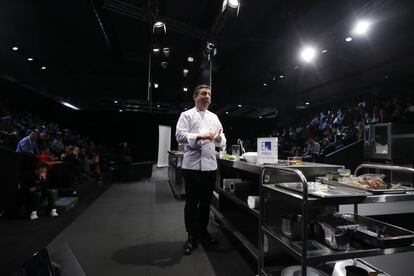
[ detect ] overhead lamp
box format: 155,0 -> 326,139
183,68 -> 189,77
161,61 -> 168,69
279,75 -> 284,79
322,49 -> 328,53
305,102 -> 310,105
114,100 -> 118,104
27,57 -> 34,61
12,46 -> 19,51
352,20 -> 371,35
228,0 -> 240,8
238,104 -> 242,108
41,66 -> 47,70
345,37 -> 353,42
225,111 -> 229,114
163,47 -> 170,57
60,101 -> 80,111
300,47 -> 316,63
187,56 -> 194,63
294,66 -> 299,70
119,109 -> 123,112
153,48 -> 160,53
263,83 -> 267,87
183,87 -> 188,92
259,116 -> 262,119
184,108 -> 188,110
157,105 -> 160,108
154,83 -> 159,88
154,21 -> 165,28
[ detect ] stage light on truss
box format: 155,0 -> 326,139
300,47 -> 316,63
352,20 -> 371,36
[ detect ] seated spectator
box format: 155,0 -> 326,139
88,151 -> 102,177
22,163 -> 58,220
303,135 -> 321,158
60,146 -> 71,160
39,147 -> 62,167
16,130 -> 40,155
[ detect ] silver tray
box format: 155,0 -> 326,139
323,179 -> 414,194
275,182 -> 371,198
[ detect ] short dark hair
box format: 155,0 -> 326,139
193,84 -> 211,96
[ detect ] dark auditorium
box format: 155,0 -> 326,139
2,0 -> 414,275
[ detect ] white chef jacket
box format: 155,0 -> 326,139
176,107 -> 226,171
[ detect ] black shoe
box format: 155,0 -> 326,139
183,236 -> 198,255
201,232 -> 219,245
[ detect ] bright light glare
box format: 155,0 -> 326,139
154,21 -> 164,28
183,87 -> 188,92
353,20 -> 370,35
228,0 -> 239,8
61,101 -> 80,110
301,47 -> 316,63
41,66 -> 47,70
345,37 -> 353,42
153,48 -> 160,52
154,83 -> 159,88
27,57 -> 34,61
12,47 -> 19,51
322,49 -> 328,53
187,57 -> 194,62
238,104 -> 242,107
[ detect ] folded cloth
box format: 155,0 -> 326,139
247,196 -> 259,209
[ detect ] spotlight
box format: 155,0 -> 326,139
161,61 -> 168,69
153,21 -> 165,28
154,83 -> 159,88
352,20 -> 371,35
183,87 -> 188,92
157,105 -> 160,108
228,0 -> 240,8
263,83 -> 267,87
322,49 -> 328,53
279,75 -> 284,79
225,111 -> 229,114
238,104 -> 242,108
119,109 -> 123,112
163,47 -> 170,57
300,47 -> 316,63
305,102 -> 310,105
114,100 -> 118,104
12,46 -> 19,51
153,48 -> 160,53
187,56 -> 194,63
41,66 -> 47,70
183,69 -> 189,77
345,37 -> 353,42
27,57 -> 34,61
259,116 -> 262,119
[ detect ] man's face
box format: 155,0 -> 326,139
193,88 -> 211,110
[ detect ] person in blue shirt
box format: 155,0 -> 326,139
16,130 -> 40,155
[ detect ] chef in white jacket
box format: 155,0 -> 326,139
176,84 -> 226,255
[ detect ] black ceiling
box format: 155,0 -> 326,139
1,0 -> 413,118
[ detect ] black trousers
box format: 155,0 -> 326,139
28,189 -> 58,212
182,169 -> 216,238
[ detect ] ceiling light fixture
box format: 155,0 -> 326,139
154,21 -> 165,28
322,49 -> 328,53
161,61 -> 168,69
114,100 -> 118,104
187,56 -> 194,62
41,66 -> 47,70
352,20 -> 371,35
183,68 -> 189,77
345,37 -> 353,42
259,116 -> 262,119
60,101 -> 80,110
12,46 -> 19,51
153,48 -> 160,53
154,83 -> 159,88
157,105 -> 160,108
228,0 -> 240,8
238,104 -> 242,108
300,47 -> 316,63
279,75 -> 284,79
305,102 -> 310,105
183,87 -> 188,92
27,57 -> 34,61
263,83 -> 267,87
225,111 -> 229,114
119,109 -> 123,112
